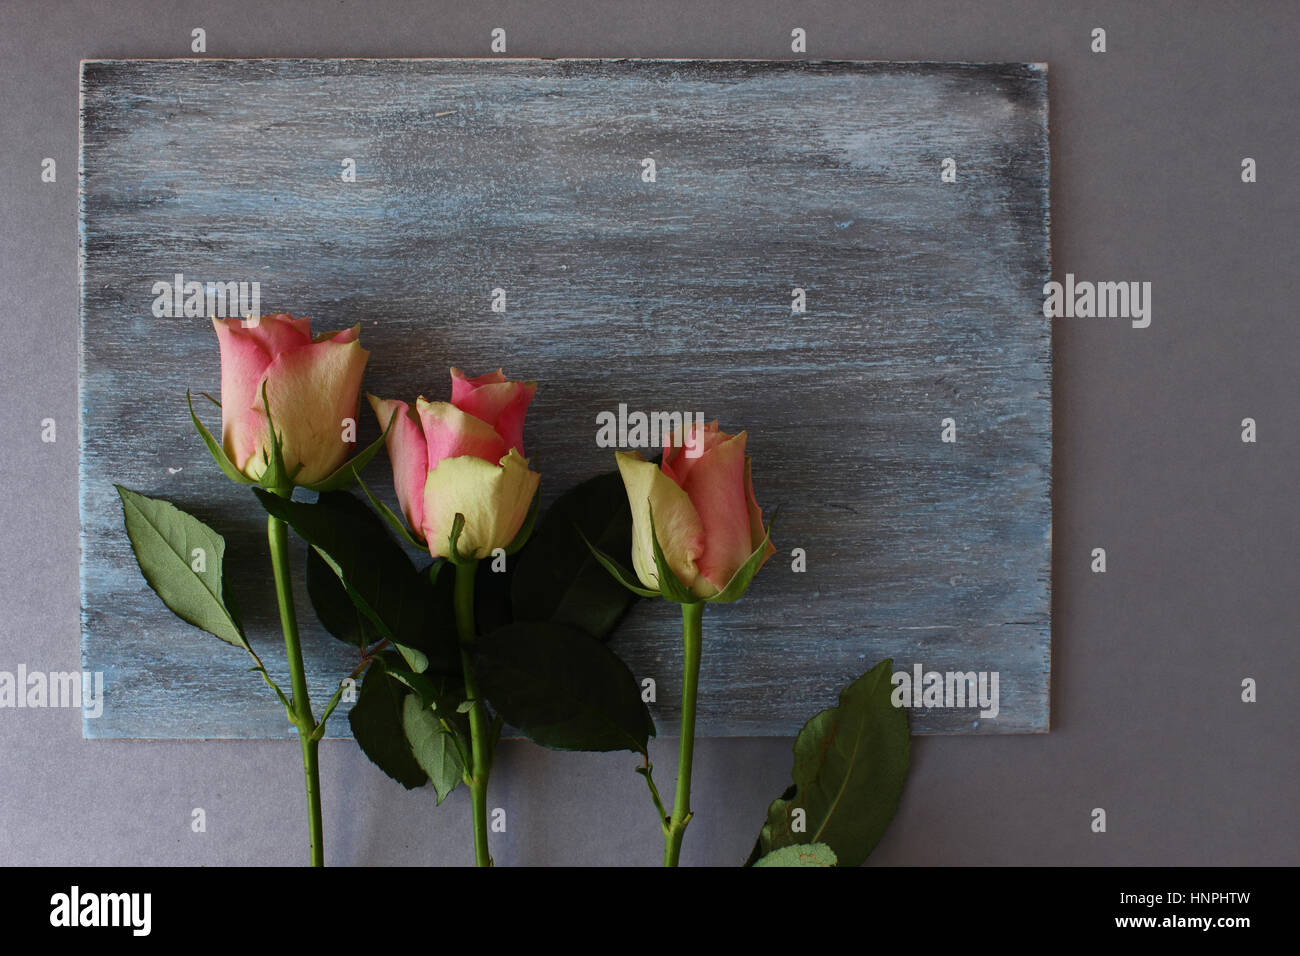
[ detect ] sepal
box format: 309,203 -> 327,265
648,503 -> 700,604
255,380 -> 301,493
357,470 -> 426,549
577,525 -> 660,599
446,512 -> 472,566
187,390 -> 256,486
298,407 -> 398,493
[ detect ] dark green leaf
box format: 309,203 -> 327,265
757,659 -> 910,867
512,471 -> 648,636
357,471 -> 425,549
424,559 -> 447,587
306,543 -> 376,648
488,712 -> 505,761
474,556 -> 514,635
254,489 -> 457,675
384,664 -> 444,709
386,662 -> 470,746
392,642 -> 429,675
402,694 -> 464,805
752,843 -> 838,867
475,621 -> 655,753
348,659 -> 427,789
116,485 -> 248,650
577,527 -> 660,599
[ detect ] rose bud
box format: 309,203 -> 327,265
212,313 -> 369,487
617,420 -> 775,599
368,368 -> 539,560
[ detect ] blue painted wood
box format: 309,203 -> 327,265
79,58 -> 1051,738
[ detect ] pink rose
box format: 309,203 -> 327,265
212,313 -> 369,487
617,420 -> 775,598
368,368 -> 539,559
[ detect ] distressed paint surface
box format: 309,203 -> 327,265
79,58 -> 1051,738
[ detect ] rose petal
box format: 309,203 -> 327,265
676,430 -> 754,596
743,456 -> 774,556
421,448 -> 540,559
313,323 -> 359,345
415,399 -> 510,471
242,313 -> 313,357
662,419 -> 731,487
367,394 -> 428,538
449,367 -> 535,454
617,450 -> 704,592
450,367 -> 508,397
212,317 -> 274,477
259,334 -> 369,486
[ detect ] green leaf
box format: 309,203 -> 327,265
425,559 -> 447,587
757,659 -> 910,867
384,664 -> 444,709
474,621 -> 655,753
649,503 -> 698,604
255,489 -> 458,675
488,712 -> 505,760
512,471 -> 647,637
187,391 -> 255,486
116,485 -> 248,651
752,843 -> 838,867
472,554 -> 515,635
348,658 -> 427,789
402,694 -> 464,804
705,508 -> 777,604
392,642 -> 429,675
306,544 -> 377,648
744,784 -> 794,866
386,662 -> 470,745
298,406 -> 397,493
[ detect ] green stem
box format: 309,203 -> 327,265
267,506 -> 324,868
453,559 -> 492,867
298,731 -> 322,863
312,651 -> 384,743
664,601 -> 704,867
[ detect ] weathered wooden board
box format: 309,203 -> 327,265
79,58 -> 1051,739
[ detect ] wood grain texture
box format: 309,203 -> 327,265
79,58 -> 1051,738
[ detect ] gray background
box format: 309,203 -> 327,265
1,0 -> 1296,865
77,58 -> 1052,739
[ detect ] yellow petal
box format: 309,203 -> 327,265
422,448 -> 540,559
616,451 -> 704,592
260,336 -> 369,485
